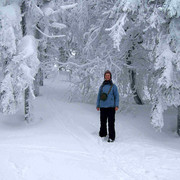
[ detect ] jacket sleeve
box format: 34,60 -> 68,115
114,85 -> 119,107
96,86 -> 101,108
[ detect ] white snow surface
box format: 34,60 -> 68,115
0,73 -> 180,180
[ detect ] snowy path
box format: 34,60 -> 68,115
0,75 -> 180,180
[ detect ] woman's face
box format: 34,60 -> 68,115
105,73 -> 111,81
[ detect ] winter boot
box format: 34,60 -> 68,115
107,138 -> 114,143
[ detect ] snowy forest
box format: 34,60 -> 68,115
1,0 -> 180,180
1,0 -> 180,131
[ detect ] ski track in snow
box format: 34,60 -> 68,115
44,79 -> 133,179
41,79 -> 136,180
0,75 -> 180,180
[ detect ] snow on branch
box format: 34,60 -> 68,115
0,3 -> 22,57
58,60 -> 97,69
154,37 -> 174,88
117,0 -> 142,13
35,26 -> 66,38
42,3 -> 77,17
43,7 -> 55,16
60,3 -> 78,10
0,3 -> 19,23
106,13 -> 127,51
161,0 -> 180,18
14,35 -> 40,85
50,22 -> 67,30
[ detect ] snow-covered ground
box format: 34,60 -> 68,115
0,73 -> 180,180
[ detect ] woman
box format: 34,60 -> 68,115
96,70 -> 119,142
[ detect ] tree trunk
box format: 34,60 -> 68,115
177,106 -> 180,136
21,1 -> 31,122
33,67 -> 44,96
21,1 -> 26,36
2,56 -> 10,77
38,68 -> 44,86
33,73 -> 40,97
24,87 -> 30,122
126,50 -> 143,105
129,69 -> 143,105
35,21 -> 44,86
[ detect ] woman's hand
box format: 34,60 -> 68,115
115,107 -> 119,111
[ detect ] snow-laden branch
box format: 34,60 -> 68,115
106,13 -> 127,51
161,0 -> 180,18
50,22 -> 67,30
116,0 -> 142,13
60,3 -> 78,10
58,60 -> 97,69
35,26 -> 65,38
43,3 -> 78,17
31,1 -> 44,16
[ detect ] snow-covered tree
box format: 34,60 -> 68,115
0,1 -> 40,122
0,36 -> 39,115
58,0 -> 124,104
1,0 -> 180,133
33,0 -> 75,78
106,0 -> 180,132
150,0 -> 180,131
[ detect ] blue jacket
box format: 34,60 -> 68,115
96,82 -> 119,108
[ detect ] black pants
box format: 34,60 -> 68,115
99,107 -> 116,140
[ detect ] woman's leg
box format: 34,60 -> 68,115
108,108 -> 116,140
99,108 -> 108,137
